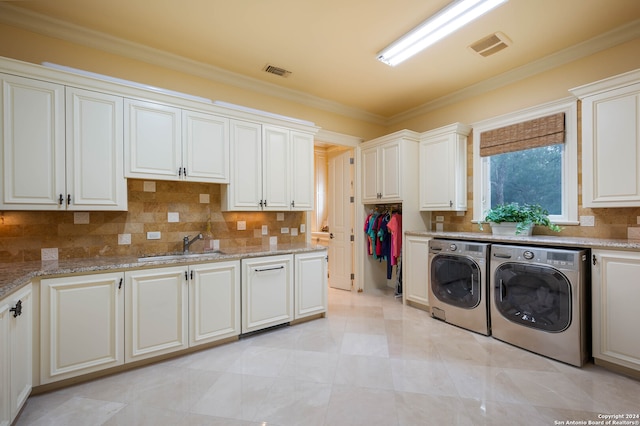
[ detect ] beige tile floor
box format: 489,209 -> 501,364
16,287 -> 640,426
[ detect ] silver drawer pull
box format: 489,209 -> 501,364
255,266 -> 285,272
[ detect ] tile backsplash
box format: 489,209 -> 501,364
0,179 -> 306,263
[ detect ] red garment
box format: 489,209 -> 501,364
387,213 -> 402,266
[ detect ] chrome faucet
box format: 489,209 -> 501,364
183,233 -> 203,254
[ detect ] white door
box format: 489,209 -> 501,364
328,150 -> 354,291
125,266 -> 188,362
124,98 -> 182,180
262,125 -> 290,210
9,284 -> 32,421
66,87 -> 127,210
183,110 -> 229,183
189,261 -> 241,347
241,255 -> 293,333
40,273 -> 125,384
1,74 -> 65,209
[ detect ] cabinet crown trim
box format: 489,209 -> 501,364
570,68 -> 640,98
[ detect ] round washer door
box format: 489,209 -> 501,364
430,254 -> 482,309
493,262 -> 571,332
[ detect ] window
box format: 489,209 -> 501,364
473,99 -> 578,225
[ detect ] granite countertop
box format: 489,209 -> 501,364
406,231 -> 640,250
0,243 -> 326,300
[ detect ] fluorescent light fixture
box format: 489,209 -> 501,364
377,0 -> 508,66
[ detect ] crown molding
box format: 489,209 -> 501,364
0,2 -> 387,126
0,3 -> 638,129
386,19 -> 640,126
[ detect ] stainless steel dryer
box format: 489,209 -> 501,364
490,244 -> 589,367
428,239 -> 491,335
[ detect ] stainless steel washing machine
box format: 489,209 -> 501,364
490,244 -> 589,367
428,239 -> 491,335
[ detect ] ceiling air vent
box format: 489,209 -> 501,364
263,64 -> 292,78
469,32 -> 511,57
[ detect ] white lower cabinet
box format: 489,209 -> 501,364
0,284 -> 32,425
592,249 -> 640,372
404,235 -> 431,307
40,273 -> 124,384
242,255 -> 294,333
189,261 -> 241,346
294,251 -> 328,320
125,266 -> 189,363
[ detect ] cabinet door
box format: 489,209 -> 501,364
0,301 -> 9,426
189,261 -> 240,346
40,273 -> 124,384
183,110 -> 229,183
124,98 -> 182,180
294,251 -> 328,320
242,255 -> 293,333
1,74 -> 65,210
222,120 -> 262,210
582,83 -> 640,207
404,236 -> 430,306
125,266 -> 188,362
379,140 -> 402,201
262,125 -> 290,211
592,249 -> 640,371
9,284 -> 32,421
361,146 -> 379,203
66,87 -> 127,211
420,135 -> 460,211
290,131 -> 314,211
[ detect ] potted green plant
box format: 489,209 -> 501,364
480,202 -> 562,235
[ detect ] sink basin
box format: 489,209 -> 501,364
137,251 -> 224,262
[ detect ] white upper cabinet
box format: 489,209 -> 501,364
125,98 -> 229,183
66,87 -> 127,210
223,121 -> 314,211
0,74 -> 126,210
419,123 -> 471,211
361,131 -> 419,204
571,70 -> 640,207
1,74 -> 65,209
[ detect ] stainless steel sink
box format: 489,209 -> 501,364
137,251 -> 224,262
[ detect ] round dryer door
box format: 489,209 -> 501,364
493,263 -> 571,332
430,254 -> 481,309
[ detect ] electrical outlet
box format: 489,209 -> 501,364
435,216 -> 444,222
628,227 -> 640,240
281,227 -> 289,234
118,233 -> 131,245
147,231 -> 161,240
277,213 -> 284,221
262,225 -> 268,235
143,181 -> 156,192
269,236 -> 278,246
168,212 -> 180,223
237,221 -> 246,230
436,223 -> 444,232
212,239 -> 220,250
580,216 -> 595,227
41,248 -> 58,261
291,228 -> 298,236
300,224 -> 306,233
199,193 -> 210,203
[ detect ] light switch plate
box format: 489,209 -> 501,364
300,224 -> 306,233
628,227 -> 640,240
118,233 -> 131,245
281,227 -> 289,234
436,223 -> 444,232
74,212 -> 90,224
291,228 -> 298,236
143,181 -> 156,192
435,216 -> 444,222
41,248 -> 58,261
262,225 -> 268,235
212,239 -> 220,250
580,216 -> 595,227
168,212 -> 179,223
147,231 -> 161,240
199,194 -> 210,204
237,221 -> 246,230
269,236 -> 278,246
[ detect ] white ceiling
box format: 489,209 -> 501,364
2,0 -> 640,124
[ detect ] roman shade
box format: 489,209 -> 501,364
479,112 -> 565,157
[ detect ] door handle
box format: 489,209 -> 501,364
255,266 -> 285,272
329,233 -> 335,239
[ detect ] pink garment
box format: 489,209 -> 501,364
387,213 -> 402,266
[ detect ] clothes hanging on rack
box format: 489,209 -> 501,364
364,208 -> 402,279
